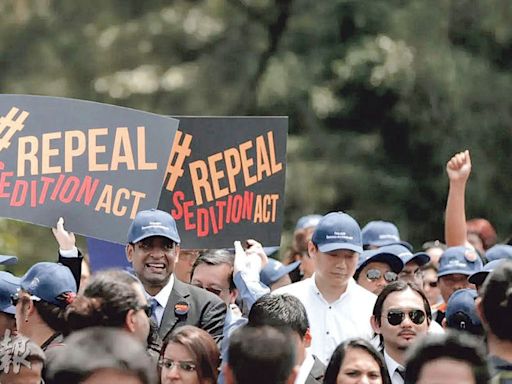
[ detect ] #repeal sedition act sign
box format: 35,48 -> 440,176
159,116 -> 288,248
0,95 -> 178,244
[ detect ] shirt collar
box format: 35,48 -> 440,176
309,274 -> 357,300
294,349 -> 315,384
384,350 -> 403,376
151,274 -> 174,308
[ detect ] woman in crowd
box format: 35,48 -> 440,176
324,338 -> 391,384
159,325 -> 220,384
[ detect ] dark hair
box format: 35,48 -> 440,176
405,331 -> 489,384
466,218 -> 497,251
65,269 -> 142,333
228,325 -> 296,384
248,293 -> 309,338
372,280 -> 431,347
45,327 -> 156,384
160,325 -> 219,383
191,250 -> 236,291
481,260 -> 512,341
324,338 -> 391,384
29,299 -> 67,333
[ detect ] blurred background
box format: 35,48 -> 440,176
1,0 -> 512,273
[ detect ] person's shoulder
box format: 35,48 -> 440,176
173,279 -> 224,306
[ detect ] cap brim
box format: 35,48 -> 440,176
403,252 -> 430,266
438,269 -> 474,278
318,243 -> 363,254
0,255 -> 18,265
0,305 -> 16,315
367,240 -> 413,251
468,271 -> 489,285
130,232 -> 180,244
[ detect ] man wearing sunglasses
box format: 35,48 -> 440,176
371,280 -> 431,384
354,248 -> 404,295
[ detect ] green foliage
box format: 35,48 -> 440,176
0,0 -> 511,268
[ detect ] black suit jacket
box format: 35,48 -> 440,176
158,279 -> 227,344
305,355 -> 326,384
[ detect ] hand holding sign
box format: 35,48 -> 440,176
52,217 -> 76,252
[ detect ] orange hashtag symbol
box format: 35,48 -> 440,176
0,107 -> 29,152
165,130 -> 192,191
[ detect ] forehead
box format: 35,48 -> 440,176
404,260 -> 420,270
383,288 -> 424,310
192,263 -> 232,284
164,341 -> 195,360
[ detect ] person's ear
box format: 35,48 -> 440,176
441,317 -> 447,329
475,296 -> 487,325
126,243 -> 134,263
125,309 -> 137,333
370,315 -> 381,334
229,288 -> 239,304
303,328 -> 312,348
307,241 -> 317,260
173,245 -> 181,265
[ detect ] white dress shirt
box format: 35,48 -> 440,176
384,350 -> 404,384
148,274 -> 174,327
275,275 -> 377,364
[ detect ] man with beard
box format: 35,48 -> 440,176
371,280 -> 431,384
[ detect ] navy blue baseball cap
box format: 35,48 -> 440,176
361,221 -> 413,250
0,271 -> 20,315
128,209 -> 180,244
260,259 -> 300,287
445,288 -> 482,334
438,246 -> 483,277
356,249 -> 404,275
20,262 -> 77,308
312,212 -> 362,253
485,244 -> 512,262
0,255 -> 17,265
468,259 -> 504,286
379,244 -> 430,267
295,214 -> 322,231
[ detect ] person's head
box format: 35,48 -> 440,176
354,249 -> 403,295
466,218 -> 497,254
422,240 -> 446,268
467,259 -> 504,294
291,215 -> 322,280
324,338 -> 391,384
361,221 -> 412,251
190,250 -> 237,305
260,259 -> 299,291
309,212 -> 362,289
159,325 -> 220,384
483,244 -> 512,262
225,325 -> 297,384
421,264 -> 442,307
405,331 -> 489,384
0,271 -> 20,335
126,209 -> 181,296
0,334 -> 45,384
248,293 -> 310,364
379,244 -> 430,287
65,269 -> 150,344
15,262 -> 77,337
46,327 -> 156,384
477,260 -> 512,343
444,289 -> 483,336
437,247 -> 482,303
175,249 -> 203,283
371,281 -> 431,357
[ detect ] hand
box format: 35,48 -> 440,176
446,150 -> 471,183
52,217 -> 76,251
234,240 -> 263,276
244,239 -> 269,268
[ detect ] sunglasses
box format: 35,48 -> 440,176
159,358 -> 196,372
135,304 -> 152,318
386,309 -> 426,326
366,269 -> 398,283
10,291 -> 41,307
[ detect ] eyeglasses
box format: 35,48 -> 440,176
366,269 -> 398,283
159,358 -> 197,372
11,291 -> 41,307
135,304 -> 153,318
399,269 -> 424,279
385,309 -> 426,326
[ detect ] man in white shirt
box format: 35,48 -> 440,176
275,211 -> 377,364
370,280 -> 431,384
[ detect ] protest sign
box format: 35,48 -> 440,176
159,117 -> 287,248
0,95 -> 178,244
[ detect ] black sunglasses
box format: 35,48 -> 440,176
366,269 -> 398,283
386,309 -> 426,326
135,304 -> 152,318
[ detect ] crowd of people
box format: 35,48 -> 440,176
1,150 -> 512,384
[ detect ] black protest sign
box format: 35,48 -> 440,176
158,117 -> 288,248
0,95 -> 178,243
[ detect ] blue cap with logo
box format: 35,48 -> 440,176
379,244 -> 430,267
438,246 -> 483,277
295,214 -> 322,231
356,248 -> 404,274
361,221 -> 412,250
20,262 -> 77,308
485,244 -> 512,262
260,259 -> 301,287
445,288 -> 482,335
0,272 -> 20,315
468,259 -> 504,286
128,209 -> 180,244
312,212 -> 362,253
